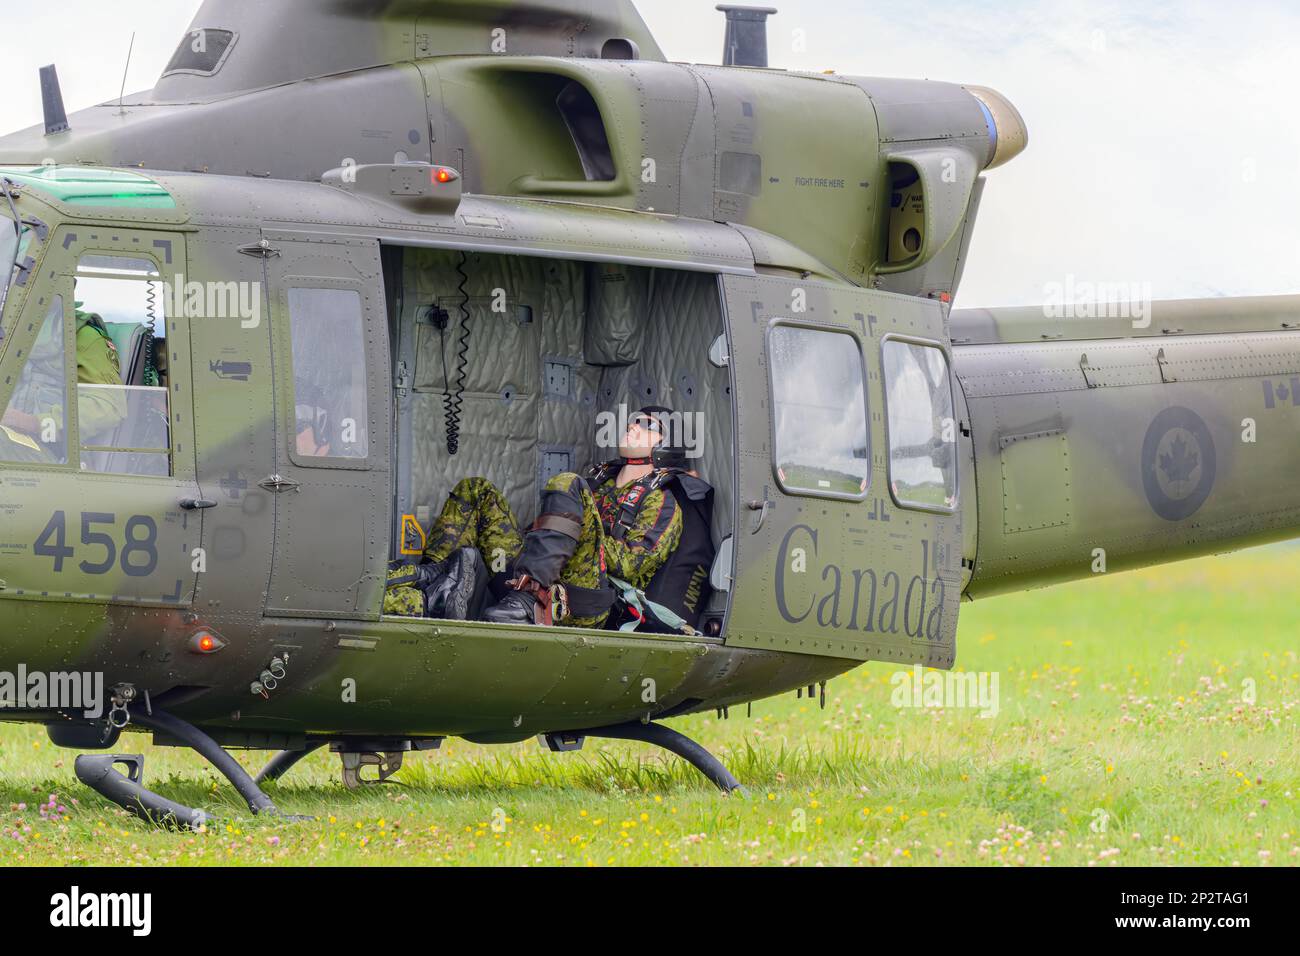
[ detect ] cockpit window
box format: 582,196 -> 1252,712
768,324 -> 871,500
1,296 -> 68,464
882,339 -> 957,512
162,29 -> 237,77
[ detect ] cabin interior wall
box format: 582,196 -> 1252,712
394,249 -> 733,586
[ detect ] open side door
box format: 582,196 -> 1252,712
721,274 -> 962,667
263,233 -> 391,618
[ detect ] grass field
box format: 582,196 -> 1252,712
1,547 -> 1296,867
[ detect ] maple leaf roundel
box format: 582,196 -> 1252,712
1141,406 -> 1217,521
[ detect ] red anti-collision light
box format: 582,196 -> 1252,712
432,167 -> 458,185
189,631 -> 227,655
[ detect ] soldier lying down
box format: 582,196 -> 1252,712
385,406 -> 686,628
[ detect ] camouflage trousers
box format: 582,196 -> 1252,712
384,474 -> 610,627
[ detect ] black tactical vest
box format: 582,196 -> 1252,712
644,471 -> 715,628
589,461 -> 717,629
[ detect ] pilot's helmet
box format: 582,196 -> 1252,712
634,404 -> 689,470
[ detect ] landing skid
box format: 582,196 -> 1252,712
75,709 -> 289,830
544,721 -> 747,795
75,755 -> 212,830
76,715 -> 741,827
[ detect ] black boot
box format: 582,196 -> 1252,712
426,547 -> 488,620
481,589 -> 538,625
480,526 -> 575,625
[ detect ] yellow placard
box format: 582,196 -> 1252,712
400,514 -> 426,556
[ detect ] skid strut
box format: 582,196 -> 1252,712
255,741 -> 328,785
546,721 -> 746,795
257,738 -> 443,789
74,708 -> 285,830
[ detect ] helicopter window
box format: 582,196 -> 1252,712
288,288 -> 369,461
73,257 -> 172,477
162,29 -> 237,78
0,296 -> 68,464
767,324 -> 870,500
882,339 -> 957,512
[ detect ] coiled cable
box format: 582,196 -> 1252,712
143,277 -> 159,386
442,251 -> 472,455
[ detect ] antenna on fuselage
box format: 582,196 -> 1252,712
117,32 -> 137,116
716,5 -> 778,68
40,64 -> 70,135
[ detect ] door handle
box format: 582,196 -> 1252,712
747,499 -> 773,534
259,474 -> 301,494
179,498 -> 218,511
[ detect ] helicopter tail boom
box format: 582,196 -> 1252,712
952,295 -> 1300,598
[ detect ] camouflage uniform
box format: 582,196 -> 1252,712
384,470 -> 683,627
421,476 -> 523,566
72,309 -> 128,444
521,472 -> 611,627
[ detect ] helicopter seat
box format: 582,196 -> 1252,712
104,321 -> 154,387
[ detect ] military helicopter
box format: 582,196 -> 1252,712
0,0 -> 1295,829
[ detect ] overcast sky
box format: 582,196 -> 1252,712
0,0 -> 1295,308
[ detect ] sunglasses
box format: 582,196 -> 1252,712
629,414 -> 663,434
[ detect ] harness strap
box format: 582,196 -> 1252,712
508,575 -> 553,626
531,512 -> 584,541
507,575 -> 614,625
611,468 -> 678,542
563,582 -> 616,618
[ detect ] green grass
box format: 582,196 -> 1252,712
1,547 -> 1296,866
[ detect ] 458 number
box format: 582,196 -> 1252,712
34,511 -> 159,578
